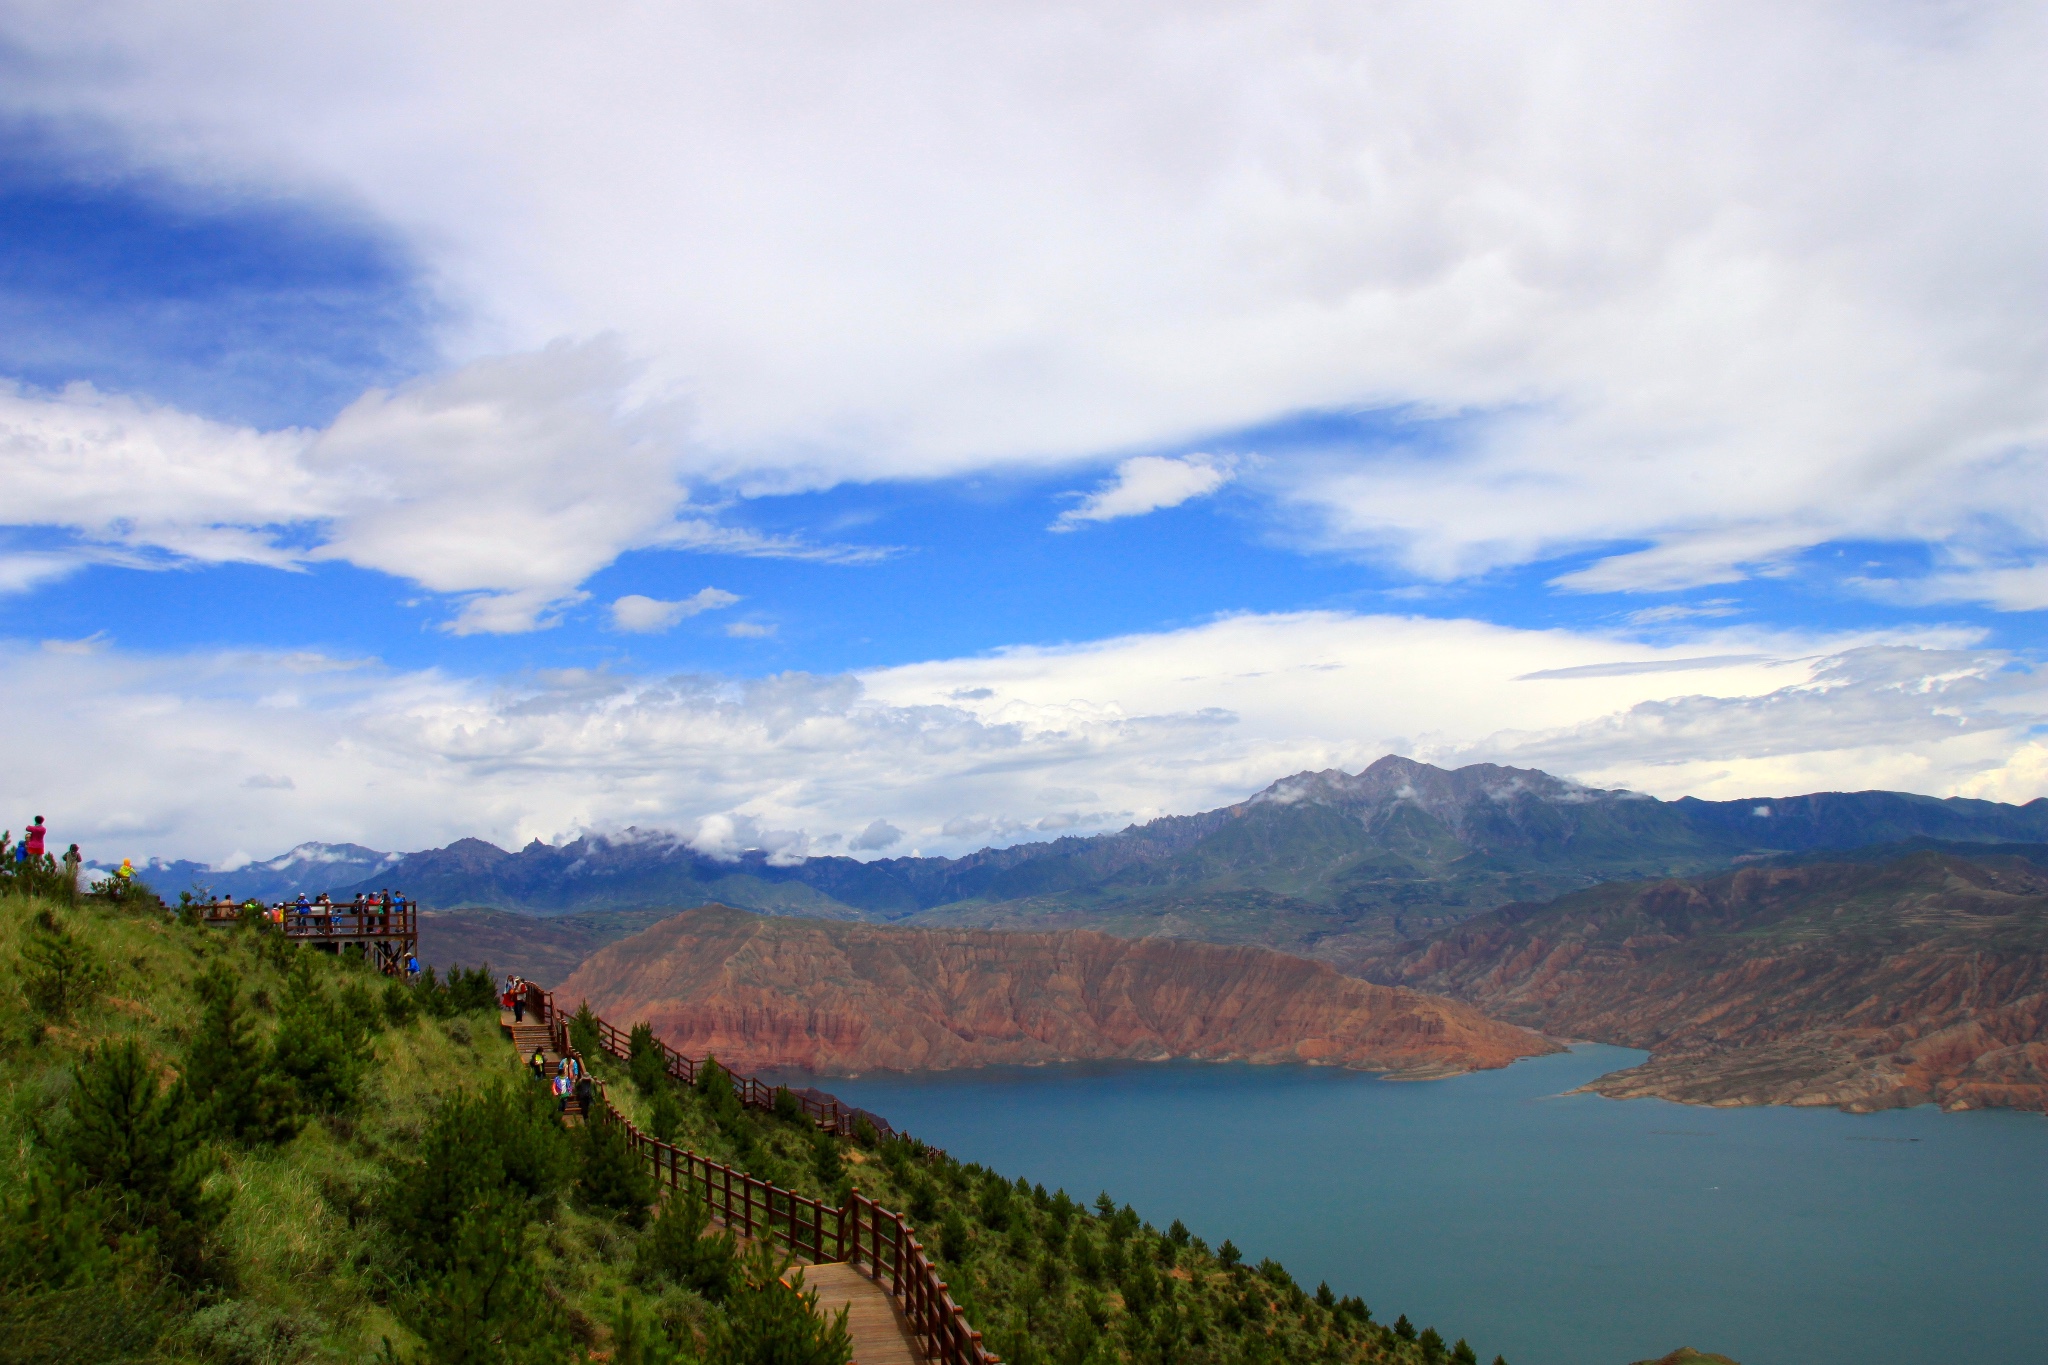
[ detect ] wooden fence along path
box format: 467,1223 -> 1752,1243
518,985 -> 998,1365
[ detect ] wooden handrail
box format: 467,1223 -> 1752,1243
536,987 -> 999,1365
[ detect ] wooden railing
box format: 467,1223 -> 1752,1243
526,986 -> 867,1137
529,985 -> 999,1365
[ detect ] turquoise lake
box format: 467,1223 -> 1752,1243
784,1046 -> 2046,1365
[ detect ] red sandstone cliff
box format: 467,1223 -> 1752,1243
557,904 -> 1557,1075
1355,850 -> 2048,1113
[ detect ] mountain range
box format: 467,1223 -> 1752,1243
137,755 -> 2048,970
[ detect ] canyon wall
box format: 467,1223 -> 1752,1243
557,904 -> 1557,1075
1356,850 -> 2048,1113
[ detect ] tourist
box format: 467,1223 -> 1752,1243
512,976 -> 527,1023
61,844 -> 81,899
553,1069 -> 571,1113
529,1046 -> 547,1080
404,953 -> 420,981
574,1073 -> 595,1115
23,816 -> 47,861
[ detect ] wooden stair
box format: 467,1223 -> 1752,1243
503,1011 -> 588,1121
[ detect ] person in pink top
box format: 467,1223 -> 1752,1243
23,817 -> 47,859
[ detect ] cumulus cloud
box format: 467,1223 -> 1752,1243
610,588 -> 740,633
0,347 -> 874,631
0,5 -> 2041,595
725,622 -> 777,639
3,611 -> 2040,868
849,819 -> 903,852
1053,455 -> 1234,531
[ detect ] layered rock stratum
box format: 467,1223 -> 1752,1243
557,904 -> 1557,1075
1357,849 -> 2048,1113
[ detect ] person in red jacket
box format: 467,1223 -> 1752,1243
23,817 -> 47,859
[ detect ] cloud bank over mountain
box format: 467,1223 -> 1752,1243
9,611 -> 2042,867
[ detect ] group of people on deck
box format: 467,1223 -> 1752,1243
201,889 -> 411,928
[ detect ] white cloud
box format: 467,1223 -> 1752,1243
0,349 -> 871,632
0,5 -> 2041,594
4,611 -> 2041,868
725,622 -> 777,639
610,588 -> 741,634
1052,454 -> 1234,530
849,819 -> 903,852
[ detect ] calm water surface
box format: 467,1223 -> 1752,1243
776,1046 -> 2045,1365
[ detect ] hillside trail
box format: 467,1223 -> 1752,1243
500,1007 -> 923,1364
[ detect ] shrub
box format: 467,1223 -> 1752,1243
17,910 -> 106,1018
57,1038 -> 228,1284
269,957 -> 373,1114
648,1085 -> 685,1144
706,1241 -> 852,1365
810,1128 -> 844,1192
380,978 -> 418,1028
607,1293 -> 696,1365
939,1208 -> 971,1264
628,1022 -> 668,1096
569,1001 -> 602,1060
634,1189 -> 737,1302
176,1299 -> 326,1365
404,1196 -> 564,1365
384,1082 -> 571,1275
184,963 -> 296,1145
576,1113 -> 657,1227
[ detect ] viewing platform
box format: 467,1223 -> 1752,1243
199,898 -> 418,973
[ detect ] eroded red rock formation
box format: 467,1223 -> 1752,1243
1356,851 -> 2048,1113
558,904 -> 1557,1075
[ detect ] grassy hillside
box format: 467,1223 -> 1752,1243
0,882 -> 1511,1364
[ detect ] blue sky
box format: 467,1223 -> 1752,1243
1,4 -> 2043,864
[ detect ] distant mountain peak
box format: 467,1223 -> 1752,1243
242,841 -> 396,872
1246,756 -> 1628,815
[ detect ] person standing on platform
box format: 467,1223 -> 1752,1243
61,844 -> 81,901
23,817 -> 48,862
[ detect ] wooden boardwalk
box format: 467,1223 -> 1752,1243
501,1009 -> 926,1363
796,1262 -> 923,1365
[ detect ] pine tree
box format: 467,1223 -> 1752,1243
184,962 -> 296,1145
634,1189 -> 737,1301
708,1241 -> 852,1365
648,1084 -> 685,1144
270,956 -> 373,1114
576,1112 -> 657,1227
58,1039 -> 227,1283
570,1001 -> 603,1059
18,911 -> 105,1019
628,1022 -> 668,1095
406,1196 -> 566,1365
